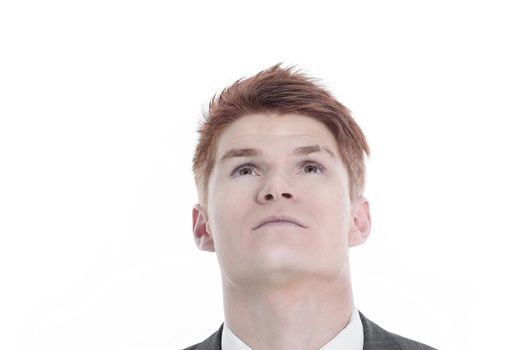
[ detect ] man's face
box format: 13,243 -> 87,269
194,113 -> 369,288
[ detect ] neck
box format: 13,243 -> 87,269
222,264 -> 354,350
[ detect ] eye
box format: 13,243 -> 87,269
302,161 -> 324,174
231,162 -> 257,177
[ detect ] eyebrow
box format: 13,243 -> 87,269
219,145 -> 336,163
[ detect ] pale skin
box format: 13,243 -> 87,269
192,113 -> 371,350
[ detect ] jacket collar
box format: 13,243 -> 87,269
359,312 -> 402,350
191,312 -> 401,350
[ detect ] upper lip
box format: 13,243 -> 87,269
252,215 -> 307,230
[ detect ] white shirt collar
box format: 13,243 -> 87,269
221,307 -> 364,350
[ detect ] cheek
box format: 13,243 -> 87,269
208,183 -> 252,243
307,181 -> 351,239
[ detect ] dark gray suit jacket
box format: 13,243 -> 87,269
183,312 -> 436,350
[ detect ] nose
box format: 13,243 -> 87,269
257,175 -> 296,203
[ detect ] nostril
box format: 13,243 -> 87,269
263,192 -> 292,201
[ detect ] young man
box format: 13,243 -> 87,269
187,65 -> 435,350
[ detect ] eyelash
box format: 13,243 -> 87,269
231,161 -> 325,177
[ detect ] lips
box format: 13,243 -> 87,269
252,215 -> 307,230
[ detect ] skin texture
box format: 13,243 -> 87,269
192,113 -> 371,350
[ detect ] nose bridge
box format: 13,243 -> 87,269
257,167 -> 295,203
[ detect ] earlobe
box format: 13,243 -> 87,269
192,204 -> 216,252
348,197 -> 371,247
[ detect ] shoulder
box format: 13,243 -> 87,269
181,324 -> 223,350
359,312 -> 437,350
389,332 -> 437,350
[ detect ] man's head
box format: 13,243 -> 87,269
191,64 -> 371,288
192,64 -> 369,209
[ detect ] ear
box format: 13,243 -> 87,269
192,203 -> 216,252
348,197 -> 371,247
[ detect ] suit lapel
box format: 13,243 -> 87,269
360,312 -> 401,350
192,324 -> 223,350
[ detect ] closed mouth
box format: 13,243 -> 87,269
252,216 -> 307,230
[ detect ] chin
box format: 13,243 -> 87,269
252,251 -> 329,275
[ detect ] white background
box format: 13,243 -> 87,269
1,1 -> 524,349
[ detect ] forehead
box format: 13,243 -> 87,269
215,113 -> 340,159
